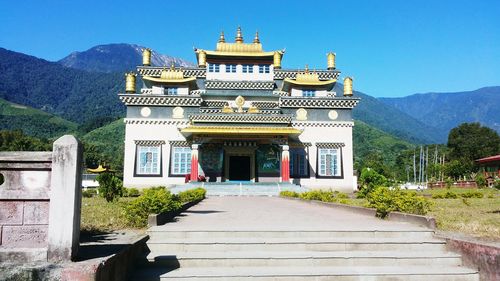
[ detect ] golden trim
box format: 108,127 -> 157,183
283,77 -> 337,86
142,76 -> 196,83
87,164 -> 107,173
181,126 -> 302,135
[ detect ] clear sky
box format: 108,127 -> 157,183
1,0 -> 499,97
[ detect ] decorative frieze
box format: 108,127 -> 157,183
292,121 -> 354,127
315,142 -> 345,148
280,97 -> 360,108
205,80 -> 275,90
125,118 -> 190,125
189,114 -> 292,124
274,69 -> 340,80
203,101 -> 229,107
189,89 -> 205,95
134,140 -> 166,146
251,101 -> 279,109
119,95 -> 202,106
273,91 -> 289,97
223,141 -> 258,147
289,142 -> 312,147
169,140 -> 191,147
137,67 -> 206,78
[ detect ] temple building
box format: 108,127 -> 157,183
119,28 -> 360,191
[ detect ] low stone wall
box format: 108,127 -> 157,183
428,181 -> 477,189
0,135 -> 82,262
434,233 -> 499,281
280,196 -> 437,229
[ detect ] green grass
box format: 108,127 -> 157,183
342,188 -> 500,239
81,196 -> 137,232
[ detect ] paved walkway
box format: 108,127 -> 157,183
151,197 -> 429,231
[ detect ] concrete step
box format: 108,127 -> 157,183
147,230 -> 436,239
129,265 -> 479,281
147,237 -> 447,252
142,250 -> 463,267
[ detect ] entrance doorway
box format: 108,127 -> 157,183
229,156 -> 251,181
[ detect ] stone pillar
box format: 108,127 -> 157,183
281,145 -> 290,182
47,135 -> 82,262
190,144 -> 199,182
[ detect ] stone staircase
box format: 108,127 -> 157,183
169,182 -> 307,196
130,229 -> 479,280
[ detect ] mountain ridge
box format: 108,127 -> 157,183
58,43 -> 194,73
380,86 -> 500,134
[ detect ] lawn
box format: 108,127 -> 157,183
81,196 -> 137,233
346,188 -> 500,240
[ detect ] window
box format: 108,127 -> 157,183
242,64 -> 254,73
290,148 -> 309,177
303,89 -> 316,97
208,63 -> 220,73
166,87 -> 178,95
225,64 -> 237,73
136,145 -> 161,175
259,64 -> 270,73
318,148 -> 342,177
171,147 -> 192,175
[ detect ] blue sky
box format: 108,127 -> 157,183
0,0 -> 499,97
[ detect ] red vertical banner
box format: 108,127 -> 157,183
281,145 -> 290,182
190,144 -> 199,182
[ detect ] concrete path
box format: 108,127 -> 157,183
151,197 -> 428,231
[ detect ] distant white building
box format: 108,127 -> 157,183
119,28 -> 360,192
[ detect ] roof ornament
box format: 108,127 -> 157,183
170,62 -> 175,70
253,31 -> 260,44
235,26 -> 244,43
304,64 -> 309,74
218,31 -> 225,43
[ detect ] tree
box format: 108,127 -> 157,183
96,172 -> 123,202
448,123 -> 500,162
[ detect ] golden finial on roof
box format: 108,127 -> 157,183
304,65 -> 309,73
253,31 -> 260,44
327,52 -> 336,70
159,66 -> 184,80
142,48 -> 151,66
343,77 -> 353,96
218,31 -> 225,43
170,62 -> 175,70
125,72 -> 137,93
235,26 -> 243,43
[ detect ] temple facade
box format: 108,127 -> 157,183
120,28 -> 360,191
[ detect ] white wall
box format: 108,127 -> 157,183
206,63 -> 274,81
293,125 -> 356,192
123,121 -> 187,188
151,85 -> 189,95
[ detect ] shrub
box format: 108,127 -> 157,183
461,190 -> 483,199
494,179 -> 500,190
280,190 -> 300,198
82,189 -> 97,198
366,187 -> 431,218
96,173 -> 123,202
124,187 -> 182,227
475,174 -> 487,188
358,168 -> 387,198
123,188 -> 140,197
432,191 -> 458,199
299,190 -> 336,202
178,188 -> 206,203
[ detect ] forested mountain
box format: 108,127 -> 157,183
0,47 -> 125,123
0,98 -> 77,138
380,87 -> 500,134
58,43 -> 194,73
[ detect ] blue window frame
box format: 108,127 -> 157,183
225,64 -> 237,73
318,148 -> 341,177
259,64 -> 270,73
290,148 -> 309,177
171,147 -> 192,175
303,89 -> 316,97
167,87 -> 178,95
208,63 -> 220,73
242,64 -> 254,73
137,145 -> 161,175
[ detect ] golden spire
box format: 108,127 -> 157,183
235,26 -> 243,43
125,72 -> 136,93
142,48 -> 151,66
218,31 -> 225,43
344,77 -> 353,96
304,64 -> 309,73
327,52 -> 336,70
170,62 -> 175,70
253,31 -> 260,44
